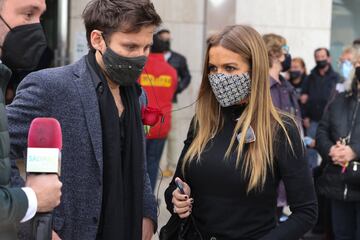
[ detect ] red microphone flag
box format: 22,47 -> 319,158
26,118 -> 62,175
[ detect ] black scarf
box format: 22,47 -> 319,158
87,52 -> 144,239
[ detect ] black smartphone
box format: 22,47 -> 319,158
175,179 -> 185,194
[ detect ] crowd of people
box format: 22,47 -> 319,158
1,0 -> 360,240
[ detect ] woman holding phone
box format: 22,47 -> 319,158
164,25 -> 317,240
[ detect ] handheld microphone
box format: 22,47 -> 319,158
26,118 -> 62,240
27,118 -> 62,175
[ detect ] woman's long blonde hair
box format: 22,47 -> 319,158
182,25 -> 293,192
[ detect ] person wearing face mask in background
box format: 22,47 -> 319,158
300,48 -> 339,237
301,48 -> 340,139
156,29 -> 192,178
263,33 -> 303,224
289,57 -> 308,97
163,25 -> 317,240
5,46 -> 54,104
0,0 -> 62,239
0,5 -> 54,104
334,47 -> 354,96
6,0 -> 161,239
299,48 -> 341,170
138,34 -> 178,191
288,57 -> 317,165
316,47 -> 360,240
289,58 -> 308,141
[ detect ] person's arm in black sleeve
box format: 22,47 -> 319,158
315,99 -> 335,164
138,87 -> 158,232
301,76 -> 309,95
142,156 -> 158,232
164,118 -> 195,214
300,76 -> 310,119
176,56 -> 191,94
260,118 -> 318,240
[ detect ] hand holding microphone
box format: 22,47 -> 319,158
25,174 -> 62,212
26,118 -> 63,240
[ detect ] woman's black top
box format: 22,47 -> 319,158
164,106 -> 317,240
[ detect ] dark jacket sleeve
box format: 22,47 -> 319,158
260,119 -> 318,240
142,153 -> 158,231
301,75 -> 309,95
315,99 -> 335,164
0,187 -> 28,226
175,55 -> 191,94
301,76 -> 310,118
139,87 -> 158,231
164,119 -> 195,214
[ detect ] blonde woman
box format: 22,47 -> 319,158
164,25 -> 317,239
316,47 -> 360,240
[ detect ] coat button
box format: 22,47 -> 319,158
98,85 -> 104,94
210,237 -> 217,240
93,217 -> 98,224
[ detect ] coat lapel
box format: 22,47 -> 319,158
73,58 -> 103,176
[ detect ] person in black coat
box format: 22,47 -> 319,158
163,25 -> 317,240
157,29 -> 191,103
157,29 -> 193,177
316,46 -> 360,240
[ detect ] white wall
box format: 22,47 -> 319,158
235,0 -> 333,71
152,0 -> 206,108
69,0 -> 88,63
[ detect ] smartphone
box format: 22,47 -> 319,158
175,179 -> 185,194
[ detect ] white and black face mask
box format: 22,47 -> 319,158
208,72 -> 251,107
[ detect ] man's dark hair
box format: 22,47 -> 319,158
157,29 -> 170,35
353,38 -> 360,47
151,34 -> 166,53
82,0 -> 162,50
314,47 -> 330,57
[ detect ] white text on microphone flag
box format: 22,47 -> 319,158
26,148 -> 61,175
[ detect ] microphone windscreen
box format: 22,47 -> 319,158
28,118 -> 62,149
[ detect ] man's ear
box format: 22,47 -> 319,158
90,30 -> 106,53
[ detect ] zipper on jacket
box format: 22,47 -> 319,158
353,161 -> 359,171
343,184 -> 348,200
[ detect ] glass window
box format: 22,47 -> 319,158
330,0 -> 360,70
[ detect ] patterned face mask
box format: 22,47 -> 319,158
208,72 -> 251,107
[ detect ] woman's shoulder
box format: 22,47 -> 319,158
279,114 -> 298,132
327,91 -> 353,111
274,114 -> 301,142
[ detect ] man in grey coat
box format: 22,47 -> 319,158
7,0 -> 160,239
0,0 -> 62,239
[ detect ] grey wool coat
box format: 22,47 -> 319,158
6,56 -> 157,239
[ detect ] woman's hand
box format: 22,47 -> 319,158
329,142 -> 357,165
172,177 -> 193,219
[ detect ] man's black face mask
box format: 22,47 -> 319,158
0,15 -> 47,71
316,59 -> 328,69
100,34 -> 147,86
